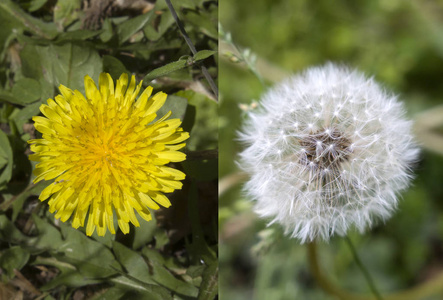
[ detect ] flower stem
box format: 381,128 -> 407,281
164,0 -> 219,101
345,236 -> 383,300
307,240 -> 443,300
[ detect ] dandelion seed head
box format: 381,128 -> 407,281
238,63 -> 419,243
29,73 -> 189,236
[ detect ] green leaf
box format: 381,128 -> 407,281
110,276 -> 172,300
28,0 -> 48,12
88,286 -> 127,300
0,155 -> 7,169
144,59 -> 188,82
198,262 -> 218,300
19,44 -> 55,100
103,55 -> 128,80
112,241 -> 173,300
33,256 -> 101,290
0,5 -> 24,56
0,0 -> 58,39
23,43 -> 103,94
112,241 -> 155,284
155,95 -> 188,121
141,247 -> 199,297
143,11 -> 175,41
194,50 -> 217,62
117,11 -> 154,45
11,78 -> 41,104
132,214 -> 157,250
175,90 -> 218,151
0,90 -> 20,105
56,29 -> 102,42
29,214 -> 65,251
58,225 -> 121,278
0,214 -> 30,244
183,9 -> 217,40
52,43 -> 103,93
187,265 -> 206,279
53,0 -> 82,28
10,101 -> 41,136
100,18 -> 113,42
0,130 -> 13,189
0,246 -> 30,279
9,182 -> 51,221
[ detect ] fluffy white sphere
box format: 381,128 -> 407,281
238,63 -> 419,243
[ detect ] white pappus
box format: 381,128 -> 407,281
238,63 -> 419,243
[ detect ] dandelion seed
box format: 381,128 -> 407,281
238,63 -> 419,243
29,73 -> 189,236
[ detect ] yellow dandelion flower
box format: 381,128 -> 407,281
28,73 -> 189,236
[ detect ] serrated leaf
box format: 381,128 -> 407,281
194,50 -> 216,62
33,256 -> 100,290
112,241 -> 173,300
29,214 -> 64,251
12,78 -> 41,104
144,59 -> 188,81
141,247 -> 199,297
117,11 -> 154,45
112,241 -> 154,284
58,225 -> 121,278
110,275 -> 172,300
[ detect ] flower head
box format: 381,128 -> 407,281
29,73 -> 189,236
239,64 -> 419,243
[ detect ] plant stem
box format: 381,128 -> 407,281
307,241 -> 358,300
345,236 -> 383,300
164,0 -> 219,101
307,241 -> 443,300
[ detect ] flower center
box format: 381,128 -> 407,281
299,127 -> 352,170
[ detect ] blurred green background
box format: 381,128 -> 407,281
220,0 -> 443,299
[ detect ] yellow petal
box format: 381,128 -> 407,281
148,192 -> 171,208
155,151 -> 186,162
138,192 -> 160,210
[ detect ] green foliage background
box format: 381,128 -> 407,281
220,0 -> 443,299
0,0 -> 218,299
